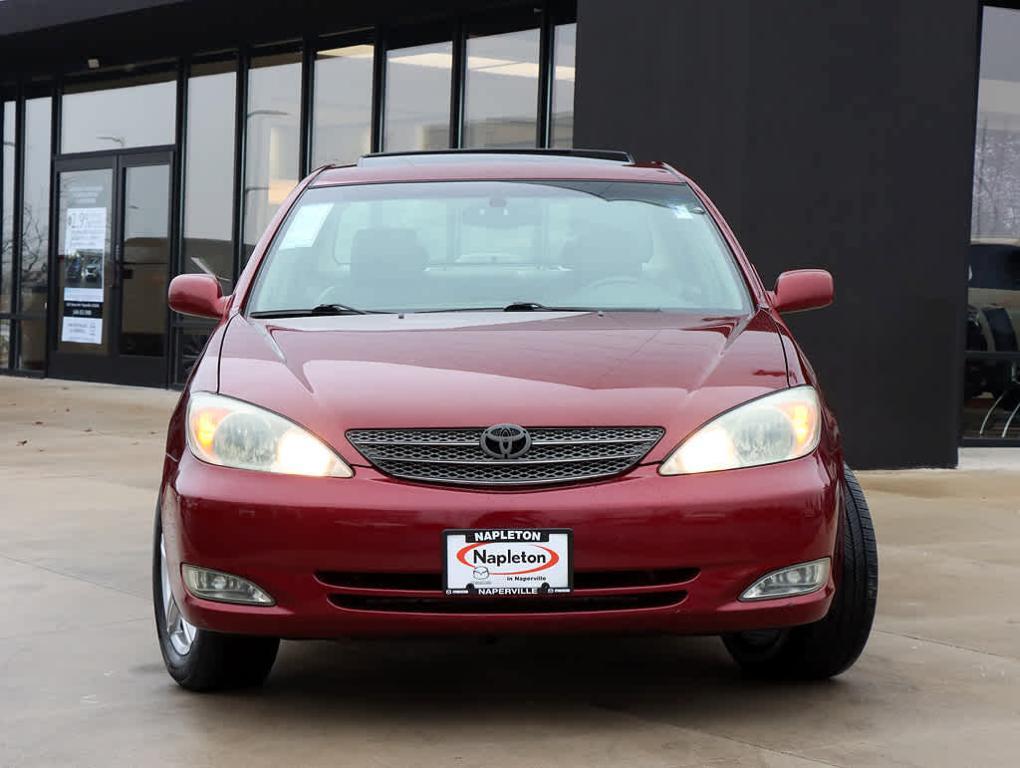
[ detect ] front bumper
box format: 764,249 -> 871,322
161,451 -> 840,638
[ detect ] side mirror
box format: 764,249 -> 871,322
770,269 -> 833,314
168,274 -> 230,319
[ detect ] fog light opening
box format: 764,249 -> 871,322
739,558 -> 830,601
182,564 -> 275,606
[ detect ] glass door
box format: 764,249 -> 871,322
51,159 -> 116,379
49,151 -> 173,386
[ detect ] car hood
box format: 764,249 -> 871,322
216,310 -> 789,465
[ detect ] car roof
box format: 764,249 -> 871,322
310,150 -> 686,187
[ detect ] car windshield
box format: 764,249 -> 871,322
247,180 -> 750,315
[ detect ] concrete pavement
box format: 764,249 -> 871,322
1,377 -> 1018,767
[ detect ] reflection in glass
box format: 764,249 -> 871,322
18,317 -> 45,371
173,325 -> 213,385
61,76 -> 176,154
385,41 -> 452,151
0,319 -> 9,369
21,97 -> 51,316
244,53 -> 301,258
551,23 -> 576,148
184,62 -> 236,288
463,29 -> 540,148
965,6 -> 1020,440
2,101 -> 14,316
964,241 -> 1020,438
121,164 -> 170,357
313,44 -> 374,166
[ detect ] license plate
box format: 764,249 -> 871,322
444,529 -> 572,596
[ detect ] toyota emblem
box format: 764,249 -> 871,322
480,423 -> 532,459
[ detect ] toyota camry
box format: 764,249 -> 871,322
155,149 -> 877,691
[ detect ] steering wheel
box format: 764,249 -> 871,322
578,275 -> 643,292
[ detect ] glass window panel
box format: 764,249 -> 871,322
463,28 -> 540,149
243,52 -> 301,259
2,100 -> 14,315
18,316 -> 45,371
21,96 -> 51,315
384,41 -> 452,151
0,318 -> 9,369
121,163 -> 170,358
965,7 -> 1020,440
184,62 -> 236,289
550,23 -> 576,148
963,240 -> 1020,439
61,75 -> 176,154
313,44 -> 374,167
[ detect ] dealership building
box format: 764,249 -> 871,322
0,0 -> 1017,468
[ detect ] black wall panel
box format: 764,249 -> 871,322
575,0 -> 980,468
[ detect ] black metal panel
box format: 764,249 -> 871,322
0,0 -> 536,81
0,0 -> 187,37
574,0 -> 981,469
299,40 -> 314,175
231,48 -> 249,284
449,20 -> 466,149
536,3 -> 554,148
169,59 -> 187,387
370,29 -> 387,154
10,92 -> 25,365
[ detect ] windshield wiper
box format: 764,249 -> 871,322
499,302 -> 661,313
413,302 -> 594,314
250,303 -> 375,318
502,301 -> 554,312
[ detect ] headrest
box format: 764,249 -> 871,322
350,227 -> 428,279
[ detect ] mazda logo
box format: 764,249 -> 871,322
480,424 -> 532,460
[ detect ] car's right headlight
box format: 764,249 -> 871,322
659,386 -> 821,475
186,391 -> 353,478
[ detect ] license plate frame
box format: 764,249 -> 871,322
443,528 -> 573,596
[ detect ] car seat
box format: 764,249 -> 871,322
349,227 -> 429,308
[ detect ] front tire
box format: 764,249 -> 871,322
153,510 -> 279,692
723,464 -> 878,679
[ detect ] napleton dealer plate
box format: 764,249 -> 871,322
444,529 -> 572,596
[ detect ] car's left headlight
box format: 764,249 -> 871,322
659,386 -> 821,475
186,391 -> 353,478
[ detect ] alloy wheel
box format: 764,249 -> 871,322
160,534 -> 197,655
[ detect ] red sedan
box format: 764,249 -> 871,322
155,149 -> 877,691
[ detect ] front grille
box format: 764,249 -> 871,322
329,592 -> 687,614
346,426 -> 664,486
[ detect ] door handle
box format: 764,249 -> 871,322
111,243 -> 123,287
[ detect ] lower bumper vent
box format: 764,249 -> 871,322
329,591 -> 687,614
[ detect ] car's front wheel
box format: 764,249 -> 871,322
153,511 -> 279,692
723,464 -> 878,679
